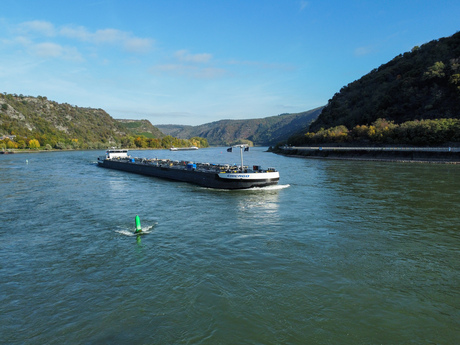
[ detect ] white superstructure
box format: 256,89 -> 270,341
98,148 -> 129,163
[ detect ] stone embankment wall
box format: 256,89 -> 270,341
279,147 -> 460,163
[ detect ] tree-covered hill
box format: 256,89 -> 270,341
154,124 -> 193,138
0,93 -> 129,149
116,119 -> 165,139
0,93 -> 206,150
156,107 -> 323,146
310,31 -> 460,132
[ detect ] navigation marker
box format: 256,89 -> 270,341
135,215 -> 142,233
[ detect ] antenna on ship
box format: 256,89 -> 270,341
239,145 -> 244,171
228,144 -> 249,172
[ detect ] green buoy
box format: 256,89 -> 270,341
135,215 -> 142,233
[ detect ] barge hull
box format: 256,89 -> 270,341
99,160 -> 279,189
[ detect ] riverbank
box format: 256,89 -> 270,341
1,146 -> 208,154
276,147 -> 460,164
1,149 -> 75,154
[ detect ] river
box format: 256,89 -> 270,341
1,147 -> 459,344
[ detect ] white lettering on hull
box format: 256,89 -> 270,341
218,172 -> 279,180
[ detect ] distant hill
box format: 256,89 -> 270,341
156,107 -> 323,146
310,31 -> 460,132
117,119 -> 165,139
154,124 -> 193,138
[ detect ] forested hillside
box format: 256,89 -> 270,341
310,31 -> 460,132
0,93 -> 128,149
117,119 -> 165,139
156,107 -> 323,146
0,93 -> 207,150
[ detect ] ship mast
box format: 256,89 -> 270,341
233,144 -> 248,172
240,145 -> 244,171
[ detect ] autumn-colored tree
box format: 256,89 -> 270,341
28,139 -> 40,149
147,138 -> 161,148
424,61 -> 446,79
134,136 -> 148,148
7,140 -> 18,149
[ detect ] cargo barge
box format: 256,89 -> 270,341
97,146 -> 280,189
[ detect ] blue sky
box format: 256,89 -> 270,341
1,0 -> 459,126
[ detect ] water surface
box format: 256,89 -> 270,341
1,148 -> 459,344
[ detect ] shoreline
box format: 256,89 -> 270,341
1,149 -> 78,154
276,147 -> 460,164
279,153 -> 460,164
1,146 -> 210,154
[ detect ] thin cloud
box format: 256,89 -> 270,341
92,28 -> 123,44
59,25 -> 91,41
13,20 -> 154,54
122,37 -> 153,54
227,59 -> 296,71
3,36 -> 32,46
60,25 -> 154,53
299,1 -> 309,11
195,67 -> 226,79
31,42 -> 84,61
151,64 -> 226,79
32,42 -> 62,57
17,20 -> 56,36
149,49 -> 224,79
152,64 -> 186,73
3,33 -> 84,62
174,50 -> 212,63
354,46 -> 373,56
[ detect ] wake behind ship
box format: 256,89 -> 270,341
97,146 -> 280,189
